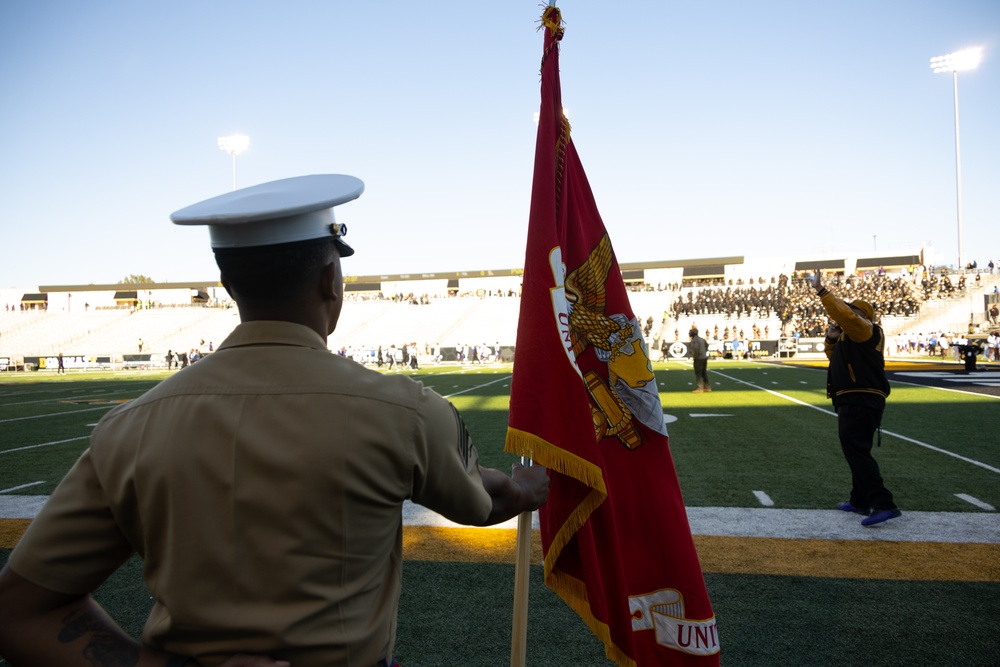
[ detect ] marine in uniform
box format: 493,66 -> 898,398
0,174 -> 550,666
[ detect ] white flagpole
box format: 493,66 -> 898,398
510,457 -> 533,667
511,4 -> 555,665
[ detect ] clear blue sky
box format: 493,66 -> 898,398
1,1 -> 998,289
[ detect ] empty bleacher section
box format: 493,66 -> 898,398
0,305 -> 242,368
332,296 -> 521,353
3,250 -> 998,370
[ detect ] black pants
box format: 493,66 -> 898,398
837,403 -> 896,512
693,358 -> 709,389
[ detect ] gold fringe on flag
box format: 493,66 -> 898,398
546,570 -> 638,667
504,426 -> 606,494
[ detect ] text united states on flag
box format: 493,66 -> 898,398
504,7 -> 719,666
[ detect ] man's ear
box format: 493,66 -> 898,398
220,274 -> 236,300
320,261 -> 339,301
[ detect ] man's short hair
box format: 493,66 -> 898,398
214,237 -> 337,301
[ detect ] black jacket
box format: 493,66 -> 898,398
817,290 -> 890,409
827,324 -> 890,408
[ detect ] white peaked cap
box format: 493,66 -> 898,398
170,174 -> 364,256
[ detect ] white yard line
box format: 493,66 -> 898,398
442,375 -> 511,398
0,481 -> 44,494
684,506 -> 1000,544
402,501 -> 539,530
0,405 -> 112,424
1,436 -> 90,455
756,360 -> 1000,398
955,494 -> 996,511
0,390 -> 132,408
890,377 -> 1000,398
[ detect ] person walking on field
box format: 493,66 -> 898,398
812,272 -> 900,527
689,327 -> 711,393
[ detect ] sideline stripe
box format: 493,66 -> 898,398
0,519 -> 30,548
711,369 -> 1000,475
693,535 -> 999,582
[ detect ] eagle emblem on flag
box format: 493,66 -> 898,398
564,234 -> 667,450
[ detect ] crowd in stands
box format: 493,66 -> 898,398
669,271 -> 922,337
892,330 -> 1000,362
784,272 -> 921,336
343,288 -> 520,304
331,341 -> 503,368
915,270 -> 992,300
671,279 -> 783,319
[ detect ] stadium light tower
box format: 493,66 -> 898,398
930,47 -> 983,270
217,134 -> 250,190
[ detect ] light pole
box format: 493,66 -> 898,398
217,134 -> 250,190
930,47 -> 982,270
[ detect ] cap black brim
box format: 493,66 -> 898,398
334,239 -> 354,257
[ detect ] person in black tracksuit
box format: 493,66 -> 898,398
812,272 -> 901,526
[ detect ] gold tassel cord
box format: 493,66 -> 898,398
538,6 -> 564,39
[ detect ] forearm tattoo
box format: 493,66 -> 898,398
58,608 -> 140,667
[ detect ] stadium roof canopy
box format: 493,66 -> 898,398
38,256 -> 747,293
855,254 -> 922,269
682,264 -> 726,278
794,259 -> 846,272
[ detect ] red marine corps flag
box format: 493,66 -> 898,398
505,6 -> 719,666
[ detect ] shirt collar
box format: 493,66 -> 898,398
217,321 -> 329,352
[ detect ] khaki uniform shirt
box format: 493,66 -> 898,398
10,321 -> 493,666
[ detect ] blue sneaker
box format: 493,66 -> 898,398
837,501 -> 869,516
861,508 -> 902,526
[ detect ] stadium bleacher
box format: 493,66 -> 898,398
3,255 -> 998,370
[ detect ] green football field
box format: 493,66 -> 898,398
1,359 -> 998,666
